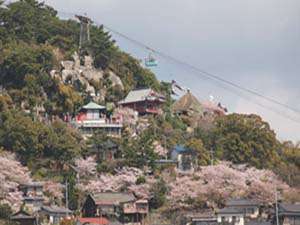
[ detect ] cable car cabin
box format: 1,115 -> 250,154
145,55 -> 158,67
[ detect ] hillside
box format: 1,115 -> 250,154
0,0 -> 300,224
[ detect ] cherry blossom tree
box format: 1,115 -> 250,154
0,151 -> 32,210
44,181 -> 64,202
167,162 -> 292,209
74,156 -> 97,178
77,167 -> 153,199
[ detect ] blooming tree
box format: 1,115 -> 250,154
44,181 -> 64,202
153,141 -> 168,157
167,162 -> 291,208
74,156 -> 97,178
0,151 -> 32,210
77,167 -> 153,199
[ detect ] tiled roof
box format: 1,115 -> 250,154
20,182 -> 44,188
217,207 -> 244,214
78,217 -> 109,225
172,91 -> 203,114
23,196 -> 44,201
173,145 -> 193,153
279,203 -> 300,215
91,192 -> 136,205
119,88 -> 165,104
226,198 -> 260,207
82,102 -> 106,110
41,205 -> 72,214
10,211 -> 36,220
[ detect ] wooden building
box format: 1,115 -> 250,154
118,88 -> 165,115
81,192 -> 148,225
10,210 -> 37,225
217,207 -> 245,225
72,102 -> 122,137
226,199 -> 260,219
277,203 -> 300,225
39,205 -> 72,224
19,182 -> 44,212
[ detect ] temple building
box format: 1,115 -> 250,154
71,102 -> 122,137
118,88 -> 165,115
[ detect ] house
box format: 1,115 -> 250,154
217,207 -> 245,225
184,211 -> 218,225
39,205 -> 72,224
81,192 -> 148,224
19,182 -> 44,212
226,199 -> 260,219
10,210 -> 37,225
71,102 -> 122,137
118,88 -> 165,115
19,182 -> 43,198
171,145 -> 197,172
277,203 -> 300,225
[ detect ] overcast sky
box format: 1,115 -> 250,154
41,0 -> 300,142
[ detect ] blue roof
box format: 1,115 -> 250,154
173,145 -> 190,153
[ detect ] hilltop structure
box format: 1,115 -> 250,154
172,90 -> 227,130
118,88 -> 165,115
71,101 -> 122,137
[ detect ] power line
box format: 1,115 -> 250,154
55,10 -> 300,123
95,51 -> 300,124
100,24 -> 300,115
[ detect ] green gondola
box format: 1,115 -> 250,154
145,54 -> 158,67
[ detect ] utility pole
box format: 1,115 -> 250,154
275,188 -> 279,225
210,148 -> 214,166
65,180 -> 69,215
75,15 -> 92,49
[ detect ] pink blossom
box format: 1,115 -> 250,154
75,156 -> 97,178
0,151 -> 32,210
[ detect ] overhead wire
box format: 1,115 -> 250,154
55,10 -> 300,123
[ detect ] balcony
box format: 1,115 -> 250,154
71,119 -> 122,128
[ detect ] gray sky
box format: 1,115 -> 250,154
42,0 -> 300,141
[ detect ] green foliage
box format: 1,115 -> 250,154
0,109 -> 82,165
212,114 -> 281,168
150,178 -> 168,209
0,204 -> 12,219
185,138 -> 210,166
122,128 -> 158,169
0,0 -> 160,117
275,142 -> 300,187
0,42 -> 54,88
136,175 -> 146,185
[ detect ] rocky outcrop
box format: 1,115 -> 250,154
50,52 -> 124,100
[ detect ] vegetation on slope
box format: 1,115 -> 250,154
0,0 -> 299,217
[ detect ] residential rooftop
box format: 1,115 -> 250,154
41,205 -> 72,214
226,198 -> 260,207
90,192 -> 136,205
217,207 -> 244,214
278,203 -> 300,216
